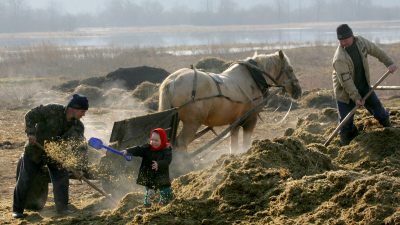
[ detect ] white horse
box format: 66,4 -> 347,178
159,50 -> 302,153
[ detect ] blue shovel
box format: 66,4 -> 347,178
88,137 -> 132,161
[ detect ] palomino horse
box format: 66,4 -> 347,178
159,50 -> 302,153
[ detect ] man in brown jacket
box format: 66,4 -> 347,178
332,24 -> 397,146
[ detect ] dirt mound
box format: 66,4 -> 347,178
287,107 -> 338,145
131,81 -> 159,101
54,66 -> 169,92
143,92 -> 159,111
105,66 -> 169,90
255,171 -> 400,225
265,92 -> 299,111
299,88 -> 336,108
76,134 -> 400,224
55,77 -> 106,92
195,57 -> 231,73
74,84 -> 104,106
335,127 -> 400,176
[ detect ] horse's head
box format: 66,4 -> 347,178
253,50 -> 302,99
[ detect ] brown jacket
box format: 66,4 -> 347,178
332,35 -> 394,103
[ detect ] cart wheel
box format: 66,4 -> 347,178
16,156 -> 49,211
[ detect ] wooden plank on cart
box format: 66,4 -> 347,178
110,108 -> 179,149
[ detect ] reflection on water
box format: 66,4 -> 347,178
0,21 -> 399,51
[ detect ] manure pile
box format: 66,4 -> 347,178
34,109 -> 400,224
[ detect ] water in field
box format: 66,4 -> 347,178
0,20 -> 399,52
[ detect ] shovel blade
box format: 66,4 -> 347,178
88,137 -> 104,150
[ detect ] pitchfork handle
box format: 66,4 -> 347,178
324,70 -> 391,147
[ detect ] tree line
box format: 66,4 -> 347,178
1,0 -> 399,33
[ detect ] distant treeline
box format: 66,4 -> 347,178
1,0 -> 399,32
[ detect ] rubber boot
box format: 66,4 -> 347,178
381,118 -> 391,127
158,186 -> 173,206
339,128 -> 358,146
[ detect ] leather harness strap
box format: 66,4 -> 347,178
190,65 -> 198,101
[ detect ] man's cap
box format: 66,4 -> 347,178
336,24 -> 353,40
67,94 -> 89,110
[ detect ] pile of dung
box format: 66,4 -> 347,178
195,57 -> 231,73
286,107 -> 338,145
54,76 -> 106,92
44,139 -> 88,171
335,127 -> 400,176
265,92 -> 299,111
54,66 -> 169,92
252,171 -> 400,224
42,137 -> 336,224
299,88 -> 336,108
143,92 -> 159,111
105,66 -> 169,90
36,125 -> 400,224
73,84 -> 104,106
131,81 -> 159,101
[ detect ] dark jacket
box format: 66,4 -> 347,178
24,104 -> 85,163
127,144 -> 172,189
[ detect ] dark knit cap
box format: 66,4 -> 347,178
67,94 -> 89,110
336,24 -> 353,40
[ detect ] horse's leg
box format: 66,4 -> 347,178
230,126 -> 240,154
242,114 -> 258,152
176,121 -> 201,152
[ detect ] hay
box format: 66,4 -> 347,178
265,92 -> 299,111
131,81 -> 159,101
335,127 -> 400,176
195,57 -> 230,73
73,84 -> 104,106
143,92 -> 159,111
22,105 -> 400,224
290,108 -> 338,145
299,88 -> 336,108
44,139 -> 88,171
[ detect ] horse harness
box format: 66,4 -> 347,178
184,58 -> 292,109
189,65 -> 240,105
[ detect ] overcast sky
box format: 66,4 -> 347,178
25,0 -> 400,15
27,0 -> 107,15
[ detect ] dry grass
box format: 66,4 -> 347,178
44,139 -> 88,171
1,42 -> 400,94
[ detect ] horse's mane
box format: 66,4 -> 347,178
250,51 -> 292,71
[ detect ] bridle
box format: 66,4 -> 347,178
236,58 -> 297,92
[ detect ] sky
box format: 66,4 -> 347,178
25,0 -> 400,15
27,0 -> 107,15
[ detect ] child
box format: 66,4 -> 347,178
122,128 -> 173,207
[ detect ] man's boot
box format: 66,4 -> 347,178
339,128 -> 358,146
339,133 -> 352,146
381,118 -> 391,127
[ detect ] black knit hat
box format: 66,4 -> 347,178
336,24 -> 353,40
67,94 -> 89,110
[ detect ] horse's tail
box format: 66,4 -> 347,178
158,79 -> 173,111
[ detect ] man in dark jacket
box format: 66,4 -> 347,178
12,94 -> 89,218
332,24 -> 398,146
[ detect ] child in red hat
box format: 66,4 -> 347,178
122,128 -> 173,207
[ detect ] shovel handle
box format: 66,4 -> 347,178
324,70 -> 391,147
102,145 -> 132,161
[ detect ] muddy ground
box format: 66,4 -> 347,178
1,89 -> 400,224
1,44 -> 400,224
